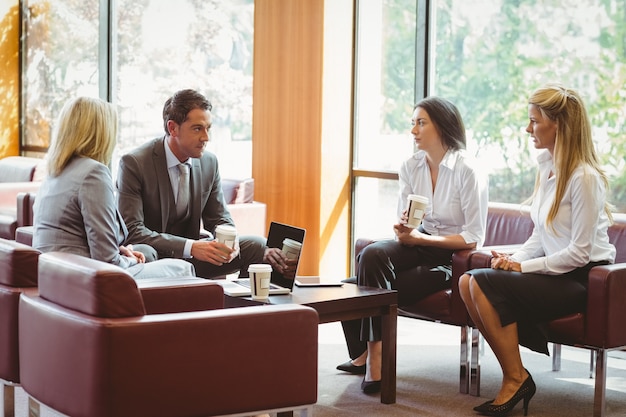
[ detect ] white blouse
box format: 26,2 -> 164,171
398,150 -> 489,246
511,150 -> 616,274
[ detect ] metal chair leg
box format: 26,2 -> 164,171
460,325 -> 470,394
590,349 -> 596,379
470,327 -> 481,396
593,349 -> 607,417
552,343 -> 562,371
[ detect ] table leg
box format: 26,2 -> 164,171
380,303 -> 398,404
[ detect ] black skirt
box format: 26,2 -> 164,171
466,262 -> 605,354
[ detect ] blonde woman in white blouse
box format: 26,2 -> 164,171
459,84 -> 615,417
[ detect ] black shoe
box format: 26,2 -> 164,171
361,378 -> 381,394
341,276 -> 357,284
476,372 -> 536,416
473,400 -> 494,413
336,360 -> 366,375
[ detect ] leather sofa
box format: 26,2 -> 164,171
0,156 -> 43,240
0,239 -> 39,417
0,237 -> 230,417
19,251 -> 319,417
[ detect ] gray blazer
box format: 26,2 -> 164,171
33,157 -> 134,269
116,137 -> 233,259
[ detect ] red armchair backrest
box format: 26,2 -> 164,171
38,252 -> 146,318
0,238 -> 39,287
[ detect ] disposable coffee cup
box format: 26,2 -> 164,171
406,194 -> 428,228
215,224 -> 237,249
248,264 -> 272,300
282,238 -> 302,260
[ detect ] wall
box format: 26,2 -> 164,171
252,0 -> 354,277
0,0 -> 20,158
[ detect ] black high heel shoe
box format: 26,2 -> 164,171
476,372 -> 536,416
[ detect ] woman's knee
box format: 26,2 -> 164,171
458,273 -> 472,298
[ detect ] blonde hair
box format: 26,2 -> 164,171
47,97 -> 118,177
528,83 -> 612,226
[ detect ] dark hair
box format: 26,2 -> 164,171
415,96 -> 466,150
162,89 -> 213,135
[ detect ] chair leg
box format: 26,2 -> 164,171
459,325 -> 470,394
3,384 -> 15,417
593,349 -> 607,417
590,349 -> 596,379
470,327 -> 481,397
552,343 -> 562,371
27,396 -> 40,417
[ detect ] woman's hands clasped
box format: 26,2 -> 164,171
490,250 -> 522,272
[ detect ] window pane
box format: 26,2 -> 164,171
23,0 -> 99,149
353,0 -> 417,173
352,0 -> 417,238
114,0 -> 254,179
432,0 -> 626,211
353,177 -> 399,239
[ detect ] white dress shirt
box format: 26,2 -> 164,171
398,149 -> 489,246
511,150 -> 616,274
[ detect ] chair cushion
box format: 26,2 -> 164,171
38,252 -> 146,318
0,156 -> 41,183
221,178 -> 255,204
0,238 -> 38,287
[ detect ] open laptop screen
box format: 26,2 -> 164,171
266,221 -> 306,289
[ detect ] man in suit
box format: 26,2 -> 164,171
116,89 -> 287,278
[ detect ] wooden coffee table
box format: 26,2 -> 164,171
225,283 -> 398,404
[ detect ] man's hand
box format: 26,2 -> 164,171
191,240 -> 237,265
263,247 -> 298,279
490,250 -> 521,272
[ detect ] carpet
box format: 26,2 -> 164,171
6,317 -> 626,416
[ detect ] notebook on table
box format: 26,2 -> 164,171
215,221 -> 306,297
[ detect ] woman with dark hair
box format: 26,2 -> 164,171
338,96 -> 489,394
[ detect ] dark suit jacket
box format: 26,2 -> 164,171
117,137 -> 234,259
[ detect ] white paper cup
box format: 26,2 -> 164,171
248,264 -> 272,300
406,194 -> 428,228
215,224 -> 237,249
282,238 -> 302,260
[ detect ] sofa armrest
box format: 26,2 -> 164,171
585,263 -> 626,347
0,182 -> 41,212
19,298 -> 319,417
136,277 -> 224,313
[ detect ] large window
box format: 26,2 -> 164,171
352,0 -> 626,242
21,0 -> 254,179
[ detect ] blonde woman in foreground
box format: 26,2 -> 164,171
459,84 -> 615,416
33,96 -> 195,279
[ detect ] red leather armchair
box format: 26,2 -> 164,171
0,239 -> 39,417
354,203 -> 535,395
19,252 -> 319,417
466,211 -> 626,417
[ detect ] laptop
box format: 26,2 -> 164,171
215,221 -> 306,297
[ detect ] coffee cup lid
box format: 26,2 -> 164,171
282,238 -> 302,249
248,263 -> 273,273
215,224 -> 237,234
407,194 -> 429,203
